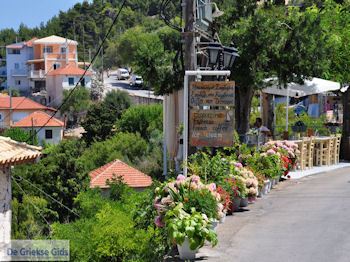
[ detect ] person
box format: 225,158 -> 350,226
253,118 -> 271,145
107,68 -> 110,78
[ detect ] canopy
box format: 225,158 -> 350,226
263,77 -> 341,98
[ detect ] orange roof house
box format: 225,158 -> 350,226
11,111 -> 64,146
0,96 -> 56,129
89,159 -> 153,192
46,64 -> 93,76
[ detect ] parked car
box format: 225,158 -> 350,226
130,75 -> 143,88
116,68 -> 130,80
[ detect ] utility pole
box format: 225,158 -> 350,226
81,16 -> 86,70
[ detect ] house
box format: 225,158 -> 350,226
46,64 -> 92,107
5,38 -> 37,95
89,159 -> 153,194
11,111 -> 64,145
27,35 -> 78,96
0,96 -> 55,129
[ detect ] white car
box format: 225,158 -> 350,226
130,75 -> 143,87
116,68 -> 130,80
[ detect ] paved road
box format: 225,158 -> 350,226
102,70 -> 162,100
197,167 -> 350,262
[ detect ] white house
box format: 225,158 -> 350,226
45,64 -> 92,107
11,111 -> 64,145
6,38 -> 37,95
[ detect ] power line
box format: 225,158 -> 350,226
12,176 -> 52,235
13,173 -> 80,218
25,0 -> 128,144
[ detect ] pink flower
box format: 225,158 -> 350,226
155,217 -> 164,227
191,175 -> 200,183
267,149 -> 275,155
177,174 -> 186,181
209,183 -> 216,191
221,158 -> 227,161
260,153 -> 267,157
235,162 -> 243,169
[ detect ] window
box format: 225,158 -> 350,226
53,63 -> 61,70
43,46 -> 53,53
15,80 -> 21,85
45,129 -> 53,139
9,49 -> 20,54
60,47 -> 66,53
68,77 -> 74,86
81,78 -> 85,87
14,63 -> 19,69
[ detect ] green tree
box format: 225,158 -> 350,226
1,87 -> 20,97
2,127 -> 39,146
81,89 -> 132,144
118,103 -> 163,140
60,85 -> 90,125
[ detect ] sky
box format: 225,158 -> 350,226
0,0 -> 92,30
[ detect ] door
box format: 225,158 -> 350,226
0,112 -> 3,128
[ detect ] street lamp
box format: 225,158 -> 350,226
222,42 -> 240,69
207,39 -> 223,65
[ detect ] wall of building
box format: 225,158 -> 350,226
6,46 -> 33,93
62,75 -> 91,89
22,126 -> 63,146
0,109 -> 51,129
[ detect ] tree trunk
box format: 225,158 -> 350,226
235,85 -> 254,137
266,94 -> 275,133
0,166 -> 11,260
342,88 -> 350,160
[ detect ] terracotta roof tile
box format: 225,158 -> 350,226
0,97 -> 55,111
46,64 -> 93,76
11,111 -> 64,127
89,159 -> 153,189
0,136 -> 41,166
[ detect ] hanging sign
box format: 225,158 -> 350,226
189,110 -> 235,147
190,81 -> 235,107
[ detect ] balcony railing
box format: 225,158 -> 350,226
36,52 -> 76,60
28,70 -> 45,79
11,69 -> 27,76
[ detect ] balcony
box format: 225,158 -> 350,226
36,52 -> 76,60
28,70 -> 46,79
11,69 -> 27,76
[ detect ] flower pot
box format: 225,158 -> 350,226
233,198 -> 241,212
240,197 -> 248,207
226,200 -> 234,215
248,196 -> 256,203
271,179 -> 275,188
177,237 -> 198,260
264,180 -> 270,194
257,189 -> 263,198
219,212 -> 226,223
209,219 -> 219,232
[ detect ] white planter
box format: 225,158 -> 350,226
177,237 -> 198,260
258,189 -> 263,198
219,212 -> 226,223
264,180 -> 270,194
210,219 -> 219,231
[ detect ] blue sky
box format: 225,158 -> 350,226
0,0 -> 92,30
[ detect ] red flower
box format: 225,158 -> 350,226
284,170 -> 289,175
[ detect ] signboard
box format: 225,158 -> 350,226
190,81 -> 235,107
189,110 -> 234,147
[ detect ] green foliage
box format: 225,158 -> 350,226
12,139 -> 88,223
80,132 -> 147,172
118,103 -> 163,140
1,87 -> 20,97
11,196 -> 56,239
60,85 -> 90,124
165,204 -> 218,250
246,153 -> 282,179
183,189 -> 219,220
2,127 -> 39,146
107,175 -> 134,202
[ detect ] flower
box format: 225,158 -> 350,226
209,183 -> 216,191
191,175 -> 200,183
177,174 -> 186,181
221,158 -> 227,162
155,217 -> 164,227
267,149 -> 275,155
235,162 -> 243,169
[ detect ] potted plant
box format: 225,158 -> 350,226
165,204 -> 218,260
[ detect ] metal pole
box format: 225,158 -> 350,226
286,86 -> 289,132
183,70 -> 231,176
273,94 -> 276,136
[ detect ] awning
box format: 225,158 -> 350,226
26,59 -> 44,64
263,77 -> 341,98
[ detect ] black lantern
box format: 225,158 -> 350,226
207,39 -> 223,65
222,42 -> 239,69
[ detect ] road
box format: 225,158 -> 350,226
102,70 -> 163,100
197,167 -> 350,262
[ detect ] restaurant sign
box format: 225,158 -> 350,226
190,81 -> 235,107
189,110 -> 234,147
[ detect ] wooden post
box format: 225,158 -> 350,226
0,166 -> 11,260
